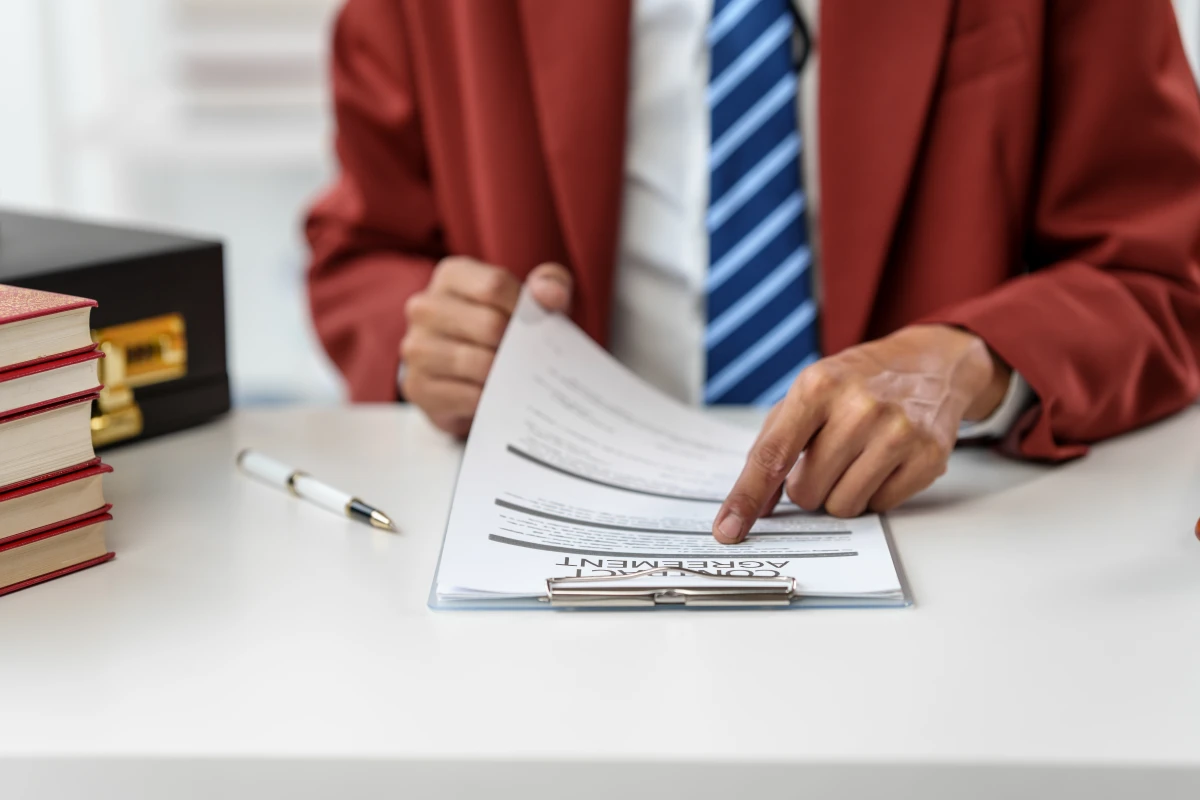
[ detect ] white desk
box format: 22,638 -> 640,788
2,406 -> 1198,799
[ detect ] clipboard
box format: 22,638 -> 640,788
424,291 -> 915,613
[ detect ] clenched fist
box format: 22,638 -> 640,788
714,324 -> 1012,540
401,257 -> 572,436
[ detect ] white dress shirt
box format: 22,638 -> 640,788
610,0 -> 1030,438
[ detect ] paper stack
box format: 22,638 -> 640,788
431,292 -> 908,610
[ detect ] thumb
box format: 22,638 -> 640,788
526,262 -> 573,313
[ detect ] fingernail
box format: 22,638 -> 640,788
716,512 -> 743,543
534,279 -> 568,310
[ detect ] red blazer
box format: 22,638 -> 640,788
306,0 -> 1200,461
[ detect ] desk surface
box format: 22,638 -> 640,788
2,406 -> 1199,799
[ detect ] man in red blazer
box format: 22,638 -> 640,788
306,0 -> 1200,540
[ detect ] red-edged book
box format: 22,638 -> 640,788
0,512 -> 114,598
0,394 -> 99,494
0,349 -> 103,418
0,463 -> 113,547
0,284 -> 97,373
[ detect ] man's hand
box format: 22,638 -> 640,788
401,257 -> 572,436
713,325 -> 1011,542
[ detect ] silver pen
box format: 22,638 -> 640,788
236,449 -> 398,532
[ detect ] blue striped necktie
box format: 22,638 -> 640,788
705,0 -> 818,406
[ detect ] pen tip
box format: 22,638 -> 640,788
370,510 -> 399,533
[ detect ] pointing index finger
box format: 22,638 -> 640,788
713,386 -> 827,544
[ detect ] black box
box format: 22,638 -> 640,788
0,209 -> 230,447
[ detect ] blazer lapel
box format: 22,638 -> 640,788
516,0 -> 632,344
818,0 -> 953,352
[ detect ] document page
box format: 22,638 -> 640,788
432,293 -> 906,606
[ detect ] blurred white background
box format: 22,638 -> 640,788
1,0 -> 1198,406
0,0 -> 341,405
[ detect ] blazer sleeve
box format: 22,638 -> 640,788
929,0 -> 1200,460
305,0 -> 440,401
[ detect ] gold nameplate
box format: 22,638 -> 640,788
91,313 -> 188,447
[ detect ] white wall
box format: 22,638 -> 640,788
1179,0 -> 1200,74
0,0 -> 343,406
0,0 -> 58,210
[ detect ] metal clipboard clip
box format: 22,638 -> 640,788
543,567 -> 798,608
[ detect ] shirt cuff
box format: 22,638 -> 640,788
958,371 -> 1032,441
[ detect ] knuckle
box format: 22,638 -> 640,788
786,483 -> 822,513
799,363 -> 838,395
436,255 -> 469,274
882,410 -> 916,445
724,491 -> 761,519
784,467 -> 822,511
482,311 -> 508,344
473,348 -> 496,377
920,438 -> 949,467
867,494 -> 896,513
844,390 -> 882,425
824,496 -> 860,519
399,333 -> 418,361
751,439 -> 794,481
430,258 -> 462,289
401,373 -> 425,405
481,269 -> 513,302
463,384 -> 484,412
429,413 -> 462,436
448,344 -> 469,376
404,293 -> 427,320
453,345 -> 491,379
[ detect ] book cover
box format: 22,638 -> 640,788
0,511 -> 114,598
0,284 -> 97,326
0,390 -> 98,426
0,349 -> 104,417
0,462 -> 114,547
0,348 -> 103,381
0,394 -> 100,494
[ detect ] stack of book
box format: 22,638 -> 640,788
0,285 -> 114,598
